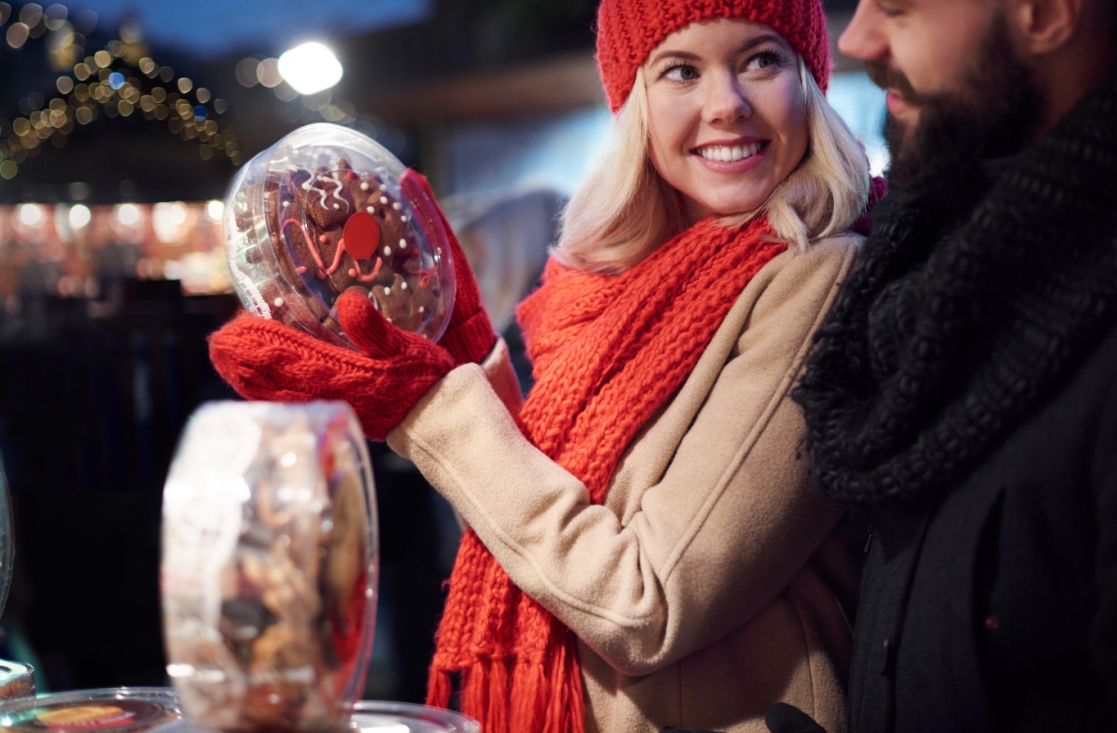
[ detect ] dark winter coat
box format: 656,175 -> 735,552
850,321 -> 1117,731
793,65 -> 1117,732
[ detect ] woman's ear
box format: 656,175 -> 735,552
1006,0 -> 1084,56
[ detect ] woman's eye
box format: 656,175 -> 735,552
744,52 -> 781,72
663,64 -> 699,82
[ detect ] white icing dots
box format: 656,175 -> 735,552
360,182 -> 369,191
380,196 -> 388,205
401,215 -> 408,223
398,239 -> 406,249
401,282 -> 408,291
379,184 -> 387,192
392,202 -> 401,211
366,206 -> 374,214
332,203 -> 339,209
418,306 -> 425,313
383,246 -> 391,257
383,286 -> 391,295
273,297 -> 284,307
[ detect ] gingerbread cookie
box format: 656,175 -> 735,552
224,124 -> 455,348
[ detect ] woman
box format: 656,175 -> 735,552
210,1 -> 874,731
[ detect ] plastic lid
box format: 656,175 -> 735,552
224,123 -> 456,349
162,402 -> 378,732
0,688 -> 181,732
147,701 -> 478,733
349,702 -> 479,733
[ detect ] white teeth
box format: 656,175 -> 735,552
698,142 -> 762,162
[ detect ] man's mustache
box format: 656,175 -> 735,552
865,60 -> 927,105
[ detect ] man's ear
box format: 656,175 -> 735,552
1006,0 -> 1084,56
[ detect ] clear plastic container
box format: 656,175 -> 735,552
0,687 -> 181,732
161,402 -> 378,732
146,701 -> 478,733
349,702 -> 479,733
224,123 -> 456,349
0,662 -> 34,702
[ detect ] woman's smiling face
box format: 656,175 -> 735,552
643,18 -> 809,224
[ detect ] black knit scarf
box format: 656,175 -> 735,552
793,66 -> 1117,506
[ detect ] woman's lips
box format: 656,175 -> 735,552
692,140 -> 769,173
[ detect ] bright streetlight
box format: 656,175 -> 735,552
277,42 -> 343,96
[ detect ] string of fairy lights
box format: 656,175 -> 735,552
0,1 -> 241,181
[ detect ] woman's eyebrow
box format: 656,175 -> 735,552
647,32 -> 790,68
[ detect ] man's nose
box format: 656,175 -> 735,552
838,0 -> 889,62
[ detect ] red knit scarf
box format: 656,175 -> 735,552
426,216 -> 787,733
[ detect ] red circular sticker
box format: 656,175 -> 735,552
343,212 -> 380,261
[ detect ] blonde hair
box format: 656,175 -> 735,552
555,57 -> 870,274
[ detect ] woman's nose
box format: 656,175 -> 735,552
702,73 -> 752,125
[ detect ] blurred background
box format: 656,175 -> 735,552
0,0 -> 885,703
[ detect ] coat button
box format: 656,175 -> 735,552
879,636 -> 892,676
984,613 -> 999,632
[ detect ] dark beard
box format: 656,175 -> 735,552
868,14 -> 1045,195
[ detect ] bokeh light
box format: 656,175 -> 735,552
255,58 -> 282,88
115,203 -> 140,226
18,204 -> 43,226
277,42 -> 343,95
69,203 -> 91,228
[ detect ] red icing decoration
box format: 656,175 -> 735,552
344,212 -> 380,261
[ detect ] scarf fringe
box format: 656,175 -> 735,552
462,658 -> 489,729
425,666 -> 452,709
488,655 -> 509,733
509,652 -> 547,733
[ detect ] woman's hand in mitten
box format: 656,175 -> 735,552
208,290 -> 454,441
400,169 -> 497,366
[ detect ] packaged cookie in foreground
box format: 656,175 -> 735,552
161,402 -> 378,732
0,688 -> 181,732
224,123 -> 456,349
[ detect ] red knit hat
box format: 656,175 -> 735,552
596,0 -> 831,113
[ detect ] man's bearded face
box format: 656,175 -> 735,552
866,14 -> 1044,189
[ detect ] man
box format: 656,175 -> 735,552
769,0 -> 1117,731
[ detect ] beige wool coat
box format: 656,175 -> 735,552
388,233 -> 862,733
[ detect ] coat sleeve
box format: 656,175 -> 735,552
388,236 -> 858,676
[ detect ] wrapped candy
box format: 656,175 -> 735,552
224,124 -> 455,348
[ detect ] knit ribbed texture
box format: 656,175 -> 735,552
596,0 -> 830,112
209,290 -> 455,442
426,216 -> 787,733
401,169 -> 498,366
793,67 -> 1117,506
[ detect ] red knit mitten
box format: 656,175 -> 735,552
400,169 -> 497,366
209,290 -> 454,441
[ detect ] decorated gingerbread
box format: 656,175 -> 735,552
224,124 -> 454,348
